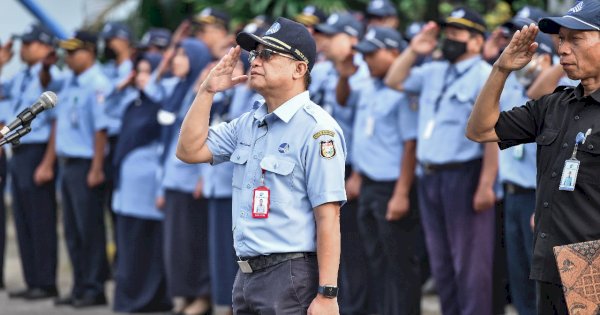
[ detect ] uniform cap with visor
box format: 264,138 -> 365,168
538,0 -> 600,34
236,17 -> 317,71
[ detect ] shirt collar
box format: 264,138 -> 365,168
74,64 -> 100,86
573,84 -> 600,103
453,55 -> 481,75
253,91 -> 310,124
24,63 -> 42,76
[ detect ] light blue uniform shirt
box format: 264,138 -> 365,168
498,74 -> 537,189
404,56 -> 491,164
353,79 -> 418,181
309,58 -> 370,165
160,89 -> 202,193
207,91 -> 347,257
0,62 -> 63,144
103,60 -> 133,135
112,141 -> 164,220
202,85 -> 255,198
55,65 -> 112,158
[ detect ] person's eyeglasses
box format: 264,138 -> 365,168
248,48 -> 297,63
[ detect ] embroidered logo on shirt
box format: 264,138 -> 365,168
320,140 -> 336,159
312,130 -> 335,139
278,143 -> 290,153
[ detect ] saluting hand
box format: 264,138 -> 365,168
200,45 -> 248,94
410,21 -> 439,55
0,40 -> 14,67
494,23 -> 539,72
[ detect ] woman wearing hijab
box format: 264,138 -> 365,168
158,38 -> 212,315
111,52 -> 171,312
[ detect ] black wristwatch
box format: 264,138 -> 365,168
317,285 -> 338,299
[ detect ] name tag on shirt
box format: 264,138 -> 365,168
252,186 -> 270,218
365,116 -> 375,137
423,119 -> 435,140
559,159 -> 580,191
513,144 -> 524,160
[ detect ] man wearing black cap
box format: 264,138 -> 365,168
138,28 -> 172,53
53,30 -> 111,308
177,17 -> 347,315
366,0 -> 400,29
295,5 -> 328,35
351,26 -> 422,315
0,24 -> 61,300
468,1 -> 600,314
194,7 -> 232,58
386,7 -> 498,315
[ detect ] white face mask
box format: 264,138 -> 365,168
515,54 -> 544,87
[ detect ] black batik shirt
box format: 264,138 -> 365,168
495,84 -> 600,284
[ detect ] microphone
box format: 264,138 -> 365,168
0,91 -> 57,136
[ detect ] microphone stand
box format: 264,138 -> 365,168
0,123 -> 32,147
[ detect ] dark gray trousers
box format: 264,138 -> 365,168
233,255 -> 318,315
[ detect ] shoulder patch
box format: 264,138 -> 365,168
320,140 -> 336,159
313,130 -> 335,139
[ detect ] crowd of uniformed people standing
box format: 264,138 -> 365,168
0,0 -> 588,314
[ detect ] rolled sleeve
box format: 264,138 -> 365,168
305,125 -> 347,208
206,118 -> 239,165
92,91 -> 111,132
398,96 -> 418,141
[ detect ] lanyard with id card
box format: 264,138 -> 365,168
559,132 -> 587,191
252,169 -> 270,218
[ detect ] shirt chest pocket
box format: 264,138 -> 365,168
535,129 -> 559,172
442,89 -> 474,123
230,148 -> 250,189
577,134 -> 600,179
259,155 -> 296,197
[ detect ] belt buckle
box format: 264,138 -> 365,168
506,184 -> 516,194
237,260 -> 253,274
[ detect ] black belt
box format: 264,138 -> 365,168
505,183 -> 535,194
420,159 -> 481,174
59,157 -> 90,165
237,252 -> 315,274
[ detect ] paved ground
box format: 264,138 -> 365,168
0,207 -> 516,315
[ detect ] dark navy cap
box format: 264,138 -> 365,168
503,6 -> 550,30
237,17 -> 317,71
353,26 -> 407,54
539,0 -> 600,34
20,24 -> 55,45
139,28 -> 172,49
366,0 -> 398,18
194,7 -> 231,30
314,12 -> 364,38
100,22 -> 132,41
295,5 -> 328,27
59,30 -> 98,51
516,6 -> 550,21
535,32 -> 556,55
441,7 -> 487,35
405,21 -> 425,41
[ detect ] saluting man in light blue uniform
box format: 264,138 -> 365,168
177,18 -> 347,314
54,31 -> 112,308
0,24 -> 63,300
385,8 -> 498,315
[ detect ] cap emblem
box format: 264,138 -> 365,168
265,22 -> 281,35
568,2 -> 583,13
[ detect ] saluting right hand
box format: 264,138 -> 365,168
494,23 -> 539,72
410,21 -> 439,55
0,40 -> 14,67
200,45 -> 248,94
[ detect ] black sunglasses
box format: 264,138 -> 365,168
248,48 -> 297,63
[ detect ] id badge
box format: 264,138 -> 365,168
423,119 -> 435,140
513,144 -> 524,160
70,108 -> 79,129
252,186 -> 270,218
365,116 -> 375,137
559,159 -> 580,191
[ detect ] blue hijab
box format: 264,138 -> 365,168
160,38 -> 212,161
113,52 -> 163,175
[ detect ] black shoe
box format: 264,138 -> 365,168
54,295 -> 76,306
25,287 -> 58,300
72,294 -> 107,308
8,289 -> 31,299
